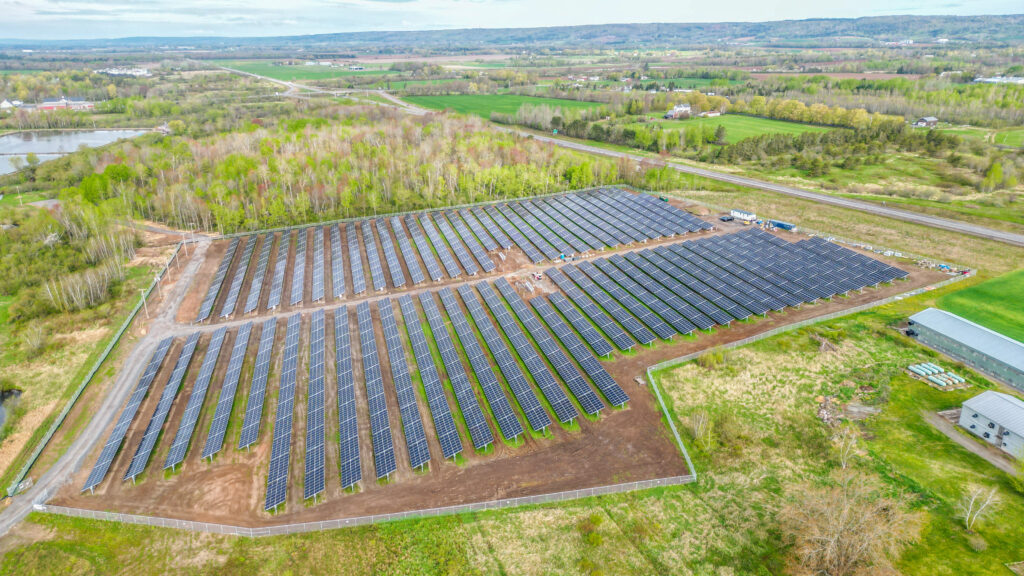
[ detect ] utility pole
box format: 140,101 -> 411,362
140,289 -> 149,318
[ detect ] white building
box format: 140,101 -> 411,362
730,209 -> 757,222
959,391 -> 1024,459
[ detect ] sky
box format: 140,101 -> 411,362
0,0 -> 1020,40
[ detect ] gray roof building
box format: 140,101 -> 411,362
960,390 -> 1024,459
909,308 -> 1024,391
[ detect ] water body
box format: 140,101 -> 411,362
0,129 -> 146,176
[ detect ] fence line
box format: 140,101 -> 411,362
38,474 -> 695,537
6,242 -> 184,497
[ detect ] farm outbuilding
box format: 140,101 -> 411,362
908,308 -> 1024,391
958,391 -> 1024,459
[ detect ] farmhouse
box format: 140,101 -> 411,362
908,308 -> 1024,390
663,103 -> 691,119
958,391 -> 1024,459
914,116 -> 938,128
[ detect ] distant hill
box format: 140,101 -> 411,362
2,15 -> 1022,50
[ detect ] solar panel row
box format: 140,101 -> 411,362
419,214 -> 462,279
202,322 -> 253,459
334,306 -> 362,489
304,309 -> 326,500
435,289 -> 523,441
378,299 -> 431,469
165,327 -> 227,469
471,207 -> 513,250
404,214 -> 444,282
347,224 -> 367,295
375,219 -> 406,288
459,209 -> 498,251
220,236 -> 256,318
447,211 -> 495,272
239,317 -> 277,449
125,331 -> 200,481
390,217 -> 426,285
484,205 -> 543,263
362,220 -> 388,292
289,228 -> 307,306
311,227 -> 325,302
433,212 -> 479,276
196,238 -> 238,322
356,301 -> 397,479
330,225 -> 346,299
82,337 -> 173,492
397,295 -> 464,459
547,292 -> 614,357
243,234 -> 273,314
545,268 -> 634,351
267,231 -> 290,309
265,313 -> 300,510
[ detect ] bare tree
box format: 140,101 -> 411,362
690,410 -> 714,452
957,485 -> 1000,533
781,469 -> 920,576
834,425 -> 859,469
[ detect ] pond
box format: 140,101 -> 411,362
0,129 -> 147,176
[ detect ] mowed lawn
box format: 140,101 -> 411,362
937,268 -> 1024,342
653,114 -> 830,144
214,61 -> 400,81
995,128 -> 1024,148
404,94 -> 604,118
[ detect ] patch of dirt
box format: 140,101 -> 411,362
175,241 -> 224,324
0,402 -> 58,476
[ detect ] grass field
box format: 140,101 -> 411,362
0,191 -> 49,207
214,61 -> 400,81
403,94 -> 604,118
651,114 -> 830,144
937,268 -> 1024,342
995,128 -> 1024,148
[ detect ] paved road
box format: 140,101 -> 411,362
0,241 -> 210,538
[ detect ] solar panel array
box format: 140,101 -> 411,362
311,227 -> 325,302
334,306 -> 361,489
398,295 -> 464,458
330,225 -> 346,299
460,209 -> 498,251
434,289 -> 523,441
530,297 -> 629,407
220,236 -> 255,318
125,331 -> 200,481
244,234 -> 273,314
509,202 -> 568,258
484,205 -> 542,263
562,264 -> 657,345
455,285 -> 551,432
356,302 -> 397,479
471,208 -> 513,250
546,267 -> 636,350
577,260 -> 675,340
594,257 -> 694,337
433,212 -> 478,276
378,299 -> 431,469
239,318 -> 277,449
362,220 -> 387,292
165,327 -> 227,469
202,322 -> 253,459
547,292 -> 614,357
347,224 -> 366,295
375,219 -> 406,288
419,214 -> 462,279
265,313 -> 300,510
404,214 -> 444,282
196,238 -> 238,322
267,231 -> 290,309
448,211 -> 496,272
304,309 -> 326,500
82,337 -> 173,492
494,279 -> 604,415
390,217 -> 425,285
289,228 -> 307,306
476,282 -> 578,423
499,204 -> 559,261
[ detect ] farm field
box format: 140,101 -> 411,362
213,61 -> 400,81
937,268 -> 1024,342
995,128 -> 1024,148
593,77 -> 745,89
403,94 -> 604,118
652,114 -> 831,144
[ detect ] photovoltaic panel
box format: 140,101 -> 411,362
621,251 -> 716,330
356,301 -> 397,479
202,322 -> 253,459
494,279 -> 603,415
534,199 -> 603,252
546,267 -> 634,351
510,202 -> 572,257
124,331 -> 200,481
595,256 -> 695,336
447,211 -> 495,272
455,285 -> 551,432
547,292 -> 614,357
267,230 -> 290,309
334,307 -> 361,489
82,337 -> 173,492
239,317 -> 277,449
196,238 -> 238,322
398,295 -> 464,458
419,214 -> 462,278
460,209 -> 499,251
311,226 -> 325,302
577,260 -> 675,340
375,219 -> 406,288
476,282 -> 578,423
219,236 -> 255,318
304,309 -> 326,500
243,234 -> 273,314
265,313 -> 300,510
404,214 -> 444,282
433,212 -> 479,275
521,201 -> 587,254
565,263 -> 659,345
378,299 -> 431,469
483,205 -> 543,263
551,195 -> 621,248
347,223 -> 367,295
289,228 -> 307,306
499,204 -> 560,261
471,207 -> 513,250
433,289 -> 522,441
362,220 -> 388,291
164,327 -> 227,469
530,296 -> 629,407
330,225 -> 346,299
390,216 -> 425,285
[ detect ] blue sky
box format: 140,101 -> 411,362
0,0 -> 1019,40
